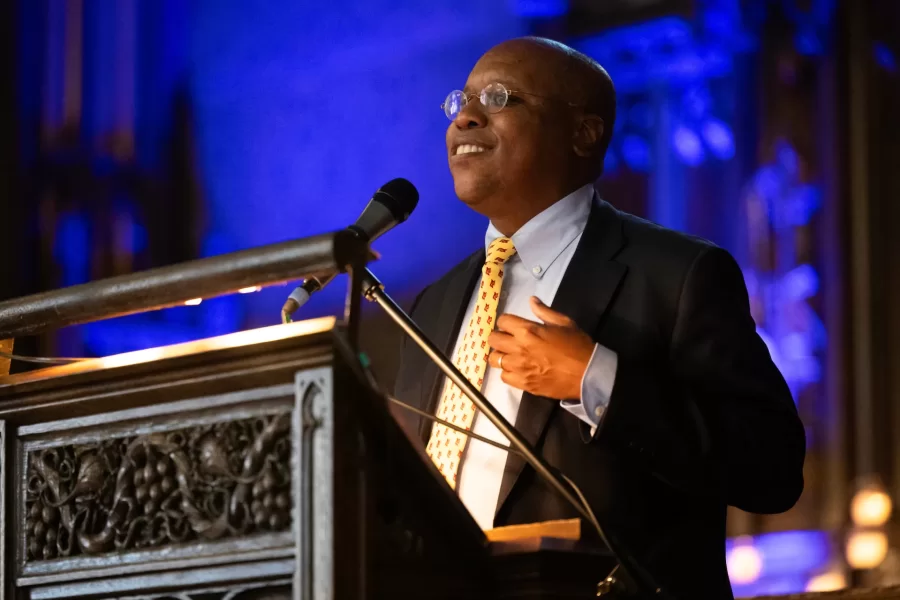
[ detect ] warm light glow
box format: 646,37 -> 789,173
726,537 -> 763,584
184,298 -> 203,306
95,317 -> 336,370
0,317 -> 337,386
806,571 -> 847,592
851,484 -> 893,527
238,286 -> 261,294
846,530 -> 888,569
99,347 -> 169,370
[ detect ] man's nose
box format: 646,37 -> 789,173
453,100 -> 488,129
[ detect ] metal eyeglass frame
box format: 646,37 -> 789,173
441,82 -> 577,120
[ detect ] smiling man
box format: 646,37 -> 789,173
393,37 -> 805,598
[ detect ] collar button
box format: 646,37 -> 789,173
532,265 -> 543,275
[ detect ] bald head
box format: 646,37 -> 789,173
445,36 -> 616,235
483,37 -> 616,177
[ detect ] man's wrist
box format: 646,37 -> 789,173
580,344 -> 618,424
571,339 -> 598,399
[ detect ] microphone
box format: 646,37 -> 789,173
281,178 -> 419,319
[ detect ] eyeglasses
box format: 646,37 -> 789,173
441,82 -> 531,120
441,82 -> 579,120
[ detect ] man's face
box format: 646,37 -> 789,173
446,46 -> 573,217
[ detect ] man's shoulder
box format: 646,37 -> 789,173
412,204 -> 729,309
611,204 -> 718,268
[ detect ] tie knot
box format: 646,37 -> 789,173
486,237 -> 517,265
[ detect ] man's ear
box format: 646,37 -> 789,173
573,115 -> 605,158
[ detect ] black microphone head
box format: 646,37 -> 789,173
373,178 -> 418,223
351,178 -> 419,242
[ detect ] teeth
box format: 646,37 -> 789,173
455,144 -> 486,156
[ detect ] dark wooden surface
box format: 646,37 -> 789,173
0,321 -> 338,598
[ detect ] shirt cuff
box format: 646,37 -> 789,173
560,343 -> 618,427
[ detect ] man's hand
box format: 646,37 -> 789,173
487,296 -> 595,400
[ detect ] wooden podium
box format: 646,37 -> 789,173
0,319 -> 613,599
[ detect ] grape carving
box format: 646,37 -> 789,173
24,413 -> 292,561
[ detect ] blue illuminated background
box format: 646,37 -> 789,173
189,0 -> 524,322
25,0 -> 864,593
73,0 -> 526,354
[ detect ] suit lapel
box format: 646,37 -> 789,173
416,250 -> 485,442
495,197 -> 628,520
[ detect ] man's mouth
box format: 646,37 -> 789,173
454,144 -> 489,156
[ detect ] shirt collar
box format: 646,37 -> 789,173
485,183 -> 594,280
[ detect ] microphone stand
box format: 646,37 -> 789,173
354,266 -> 667,598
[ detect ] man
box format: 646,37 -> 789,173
393,37 -> 805,598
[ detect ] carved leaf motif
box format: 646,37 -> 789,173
24,413 -> 292,562
48,452 -> 105,507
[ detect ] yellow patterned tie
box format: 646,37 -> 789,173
426,237 -> 517,488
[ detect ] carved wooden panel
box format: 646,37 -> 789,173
23,412 -> 291,562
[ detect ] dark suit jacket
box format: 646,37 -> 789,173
393,197 -> 806,599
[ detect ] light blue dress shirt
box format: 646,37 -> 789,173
452,183 -> 618,529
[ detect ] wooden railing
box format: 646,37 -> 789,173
0,230 -> 370,340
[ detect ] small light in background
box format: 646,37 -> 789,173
681,85 -> 711,121
873,42 -> 897,73
846,530 -> 888,570
184,298 -> 203,306
701,118 -> 735,160
753,529 -> 831,576
783,264 -> 820,301
238,286 -> 262,294
851,481 -> 893,527
794,27 -> 822,56
672,125 -> 705,166
727,537 -> 763,584
805,570 -> 847,592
